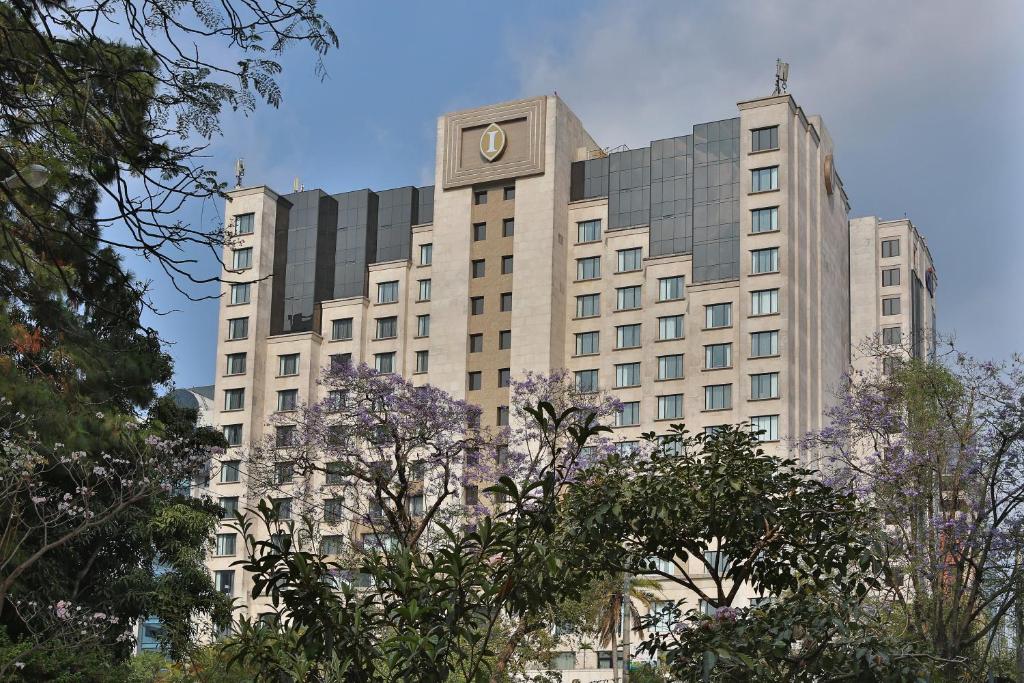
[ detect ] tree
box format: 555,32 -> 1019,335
224,368 -> 617,681
591,574 -> 660,683
804,349 -> 1024,679
560,424 -> 937,680
0,0 -> 337,309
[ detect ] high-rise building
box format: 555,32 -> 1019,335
206,93 -> 936,676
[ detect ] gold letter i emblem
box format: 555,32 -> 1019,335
479,123 -> 506,162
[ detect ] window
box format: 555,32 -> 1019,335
616,402 -> 640,427
704,550 -> 732,574
324,498 -> 344,524
751,289 -> 779,316
502,218 -> 514,237
274,460 -> 294,484
227,317 -> 248,340
416,314 -> 430,338
751,247 -> 779,274
473,190 -> 487,205
500,292 -> 512,312
751,330 -> 779,357
410,350 -> 427,374
229,282 -> 250,305
329,353 -> 351,372
705,343 -> 731,369
224,388 -> 244,411
751,206 -> 778,233
464,485 -> 479,506
473,222 -> 486,241
576,293 -> 600,318
658,394 -> 684,420
751,125 -> 779,152
223,424 -> 243,447
498,330 -> 511,350
215,533 -> 236,557
575,369 -> 599,393
467,371 -> 482,391
322,535 -> 344,555
882,326 -> 901,346
232,247 -> 252,270
275,426 -> 295,449
377,281 -> 398,304
220,460 -> 241,483
616,324 -> 641,349
375,352 -> 395,373
616,285 -> 642,310
882,267 -> 901,287
650,601 -> 675,634
419,243 -> 432,265
617,247 -> 642,272
881,239 -> 900,258
751,372 -> 780,400
883,356 -> 900,376
551,652 -> 576,671
575,331 -> 599,355
751,166 -> 778,192
577,219 -> 601,243
615,362 -> 641,388
658,354 -> 684,380
215,570 -> 234,595
468,333 -> 483,353
332,318 -> 353,341
471,259 -> 486,278
470,296 -> 484,315
496,406 -> 509,426
658,315 -> 684,340
658,276 -> 684,302
375,316 -> 397,340
418,279 -> 431,301
235,213 -> 254,235
498,368 -> 511,388
278,353 -> 299,376
325,462 -> 345,485
409,461 -> 426,482
226,353 -> 246,375
751,415 -> 779,441
277,389 -> 298,411
577,256 -> 601,280
501,255 -> 513,274
220,497 -> 239,518
882,297 -> 901,316
598,651 -> 624,669
503,186 -> 515,200
705,303 -> 732,329
272,497 -> 292,520
704,384 -> 732,411
408,494 -> 424,516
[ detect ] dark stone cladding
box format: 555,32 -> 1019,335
270,185 -> 434,335
570,117 -> 740,283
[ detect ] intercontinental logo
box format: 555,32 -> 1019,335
479,122 -> 506,162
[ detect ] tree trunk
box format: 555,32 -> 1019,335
622,575 -> 631,683
490,618 -> 530,683
611,601 -> 620,683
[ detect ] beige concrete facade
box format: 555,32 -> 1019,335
203,93 -> 936,677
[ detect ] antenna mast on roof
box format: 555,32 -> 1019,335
773,59 -> 790,95
234,158 -> 245,189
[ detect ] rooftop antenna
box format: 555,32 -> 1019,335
773,59 -> 790,95
234,158 -> 245,189
293,176 -> 303,192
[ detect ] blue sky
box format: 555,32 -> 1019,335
128,0 -> 1024,389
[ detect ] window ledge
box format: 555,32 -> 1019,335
748,188 -> 780,196
573,315 -> 600,321
576,239 -> 602,246
614,307 -> 642,314
655,338 -> 684,343
702,408 -> 733,414
223,373 -> 245,378
748,147 -> 780,155
226,301 -> 249,307
376,301 -> 398,306
276,373 -> 300,379
613,346 -> 641,352
749,312 -> 780,319
747,271 -> 779,277
226,337 -> 249,342
748,396 -> 780,402
702,366 -> 733,372
615,269 -> 643,275
657,297 -> 685,304
571,353 -> 601,359
654,417 -> 683,422
748,229 -> 781,236
654,377 -> 684,382
702,326 -> 732,332
373,337 -> 398,342
573,277 -> 602,284
749,354 -> 782,360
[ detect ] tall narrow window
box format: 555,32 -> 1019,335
467,372 -> 482,391
473,190 -> 488,205
473,222 -> 486,241
377,281 -> 398,304
751,248 -> 779,274
577,219 -> 602,243
277,389 -> 298,411
472,259 -> 486,278
882,327 -> 901,346
496,406 -> 509,426
750,331 -> 779,357
503,186 -> 515,201
223,425 -> 243,447
470,296 -> 484,315
498,330 -> 511,350
234,213 -> 254,235
332,318 -> 353,341
375,352 -> 395,373
468,333 -> 483,353
278,353 -> 299,376
229,282 -> 250,305
220,460 -> 241,483
502,218 -> 514,237
501,255 -> 513,274
751,207 -> 778,233
751,166 -> 779,192
416,314 -> 430,338
575,369 -> 599,392
415,350 -> 429,373
227,317 -> 248,340
500,292 -> 512,312
658,276 -> 684,302
751,415 -> 779,441
418,279 -> 431,301
498,368 -> 511,388
232,247 -> 252,270
616,402 -> 640,427
419,243 -> 433,266
226,353 -> 246,375
881,239 -> 900,258
224,389 -> 245,411
375,317 -> 397,340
